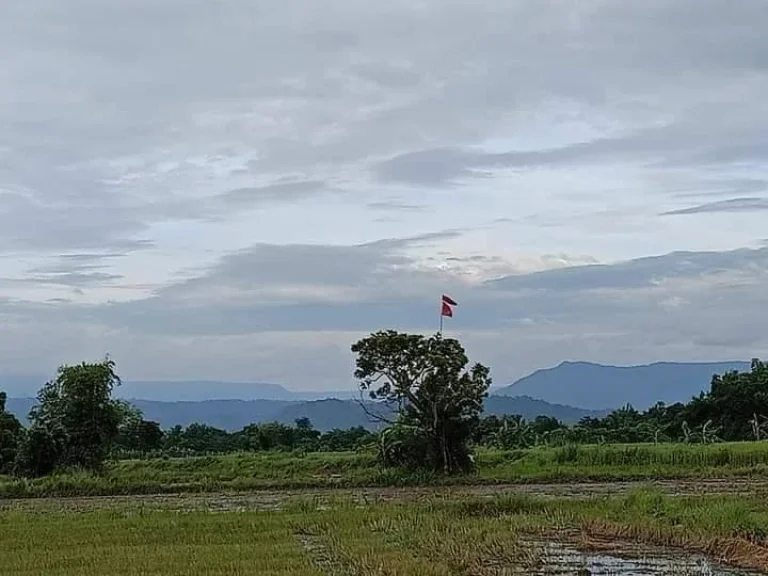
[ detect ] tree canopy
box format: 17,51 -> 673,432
2,352 -> 768,480
351,330 -> 491,474
16,358 -> 125,476
0,392 -> 23,474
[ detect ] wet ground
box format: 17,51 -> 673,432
1,477 -> 765,513
526,540 -> 760,575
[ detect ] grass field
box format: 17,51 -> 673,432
3,441 -> 768,499
2,488 -> 767,574
4,443 -> 768,574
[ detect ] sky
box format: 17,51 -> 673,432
2,0 -> 768,392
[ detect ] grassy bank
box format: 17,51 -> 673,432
3,442 -> 768,499
2,488 -> 767,574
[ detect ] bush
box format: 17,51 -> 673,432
376,423 -> 476,473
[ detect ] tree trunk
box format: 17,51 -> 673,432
442,427 -> 449,474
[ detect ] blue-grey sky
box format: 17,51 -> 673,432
2,0 -> 768,391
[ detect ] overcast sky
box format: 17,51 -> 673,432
2,0 -> 768,392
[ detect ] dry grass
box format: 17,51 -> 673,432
579,520 -> 768,573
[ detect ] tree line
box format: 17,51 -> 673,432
2,332 -> 768,477
0,359 -> 379,476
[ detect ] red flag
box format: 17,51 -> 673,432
440,294 -> 456,318
442,294 -> 457,306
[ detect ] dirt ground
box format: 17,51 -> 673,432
1,477 -> 765,513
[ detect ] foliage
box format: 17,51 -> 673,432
111,399 -> 164,453
375,423 -> 431,469
470,360 -> 768,448
684,358 -> 768,441
16,359 -> 124,476
3,353 -> 768,482
0,392 -> 23,474
472,414 -> 563,449
149,419 -> 372,457
351,330 -> 491,474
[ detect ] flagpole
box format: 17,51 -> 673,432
439,308 -> 444,335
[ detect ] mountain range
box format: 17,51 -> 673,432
4,395 -> 602,432
2,360 -> 749,431
494,360 -> 750,410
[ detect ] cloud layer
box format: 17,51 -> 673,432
1,1 -> 768,391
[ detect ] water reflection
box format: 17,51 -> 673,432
528,541 -> 761,576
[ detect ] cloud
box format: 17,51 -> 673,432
2,1 -> 768,391
372,119 -> 768,187
486,248 -> 768,292
367,201 -> 427,212
219,180 -> 331,207
2,241 -> 767,391
662,198 -> 768,216
0,189 -> 151,253
374,148 -> 483,187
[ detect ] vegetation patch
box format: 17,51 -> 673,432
3,337 -> 768,498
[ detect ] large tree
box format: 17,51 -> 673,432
19,358 -> 124,475
351,330 -> 491,474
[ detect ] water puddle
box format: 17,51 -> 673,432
527,541 -> 761,575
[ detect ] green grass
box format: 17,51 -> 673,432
0,507 -> 322,575
2,488 -> 767,574
3,442 -> 768,499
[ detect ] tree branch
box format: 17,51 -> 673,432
355,390 -> 397,426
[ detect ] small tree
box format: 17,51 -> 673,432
293,418 -> 321,450
114,401 -> 164,453
0,392 -> 23,474
351,330 -> 491,474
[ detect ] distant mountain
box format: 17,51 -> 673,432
5,397 -> 301,430
12,359 -> 740,430
116,381 -> 295,401
0,375 -> 356,403
484,395 -> 606,422
495,360 -> 751,410
5,395 -> 600,432
116,381 -> 357,402
130,399 -> 293,430
0,374 -> 49,398
284,390 -> 361,402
